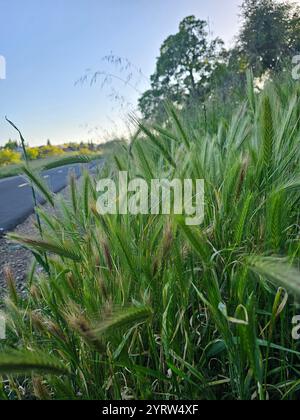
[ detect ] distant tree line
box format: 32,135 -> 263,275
0,137 -> 124,167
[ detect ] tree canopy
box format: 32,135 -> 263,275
139,16 -> 224,120
239,0 -> 300,75
139,1 -> 300,121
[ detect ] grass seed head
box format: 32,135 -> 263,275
4,265 -> 19,305
32,376 -> 52,400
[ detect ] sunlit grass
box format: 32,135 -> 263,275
0,74 -> 300,400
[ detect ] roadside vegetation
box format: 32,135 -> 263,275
0,141 -> 120,179
0,0 -> 300,400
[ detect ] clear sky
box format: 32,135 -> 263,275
0,0 -> 243,146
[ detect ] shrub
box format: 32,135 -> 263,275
38,145 -> 64,158
27,147 -> 40,160
78,147 -> 92,155
0,148 -> 21,166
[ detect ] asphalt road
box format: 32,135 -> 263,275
0,160 -> 102,234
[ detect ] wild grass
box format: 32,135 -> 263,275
0,75 -> 300,400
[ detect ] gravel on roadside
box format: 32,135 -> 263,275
0,217 -> 37,297
0,186 -> 71,297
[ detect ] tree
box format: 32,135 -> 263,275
239,0 -> 300,76
4,139 -> 19,151
206,47 -> 248,112
289,8 -> 300,56
139,16 -> 224,120
138,86 -> 166,121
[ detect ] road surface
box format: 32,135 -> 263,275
0,160 -> 102,234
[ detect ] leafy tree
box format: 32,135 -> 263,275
138,87 -> 166,121
239,0 -> 300,76
139,16 -> 225,120
289,7 -> 300,55
208,47 -> 248,100
4,139 -> 19,151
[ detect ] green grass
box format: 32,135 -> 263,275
0,75 -> 300,400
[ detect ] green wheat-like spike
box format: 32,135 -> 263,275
70,172 -> 78,215
0,350 -> 70,377
94,306 -> 153,335
247,256 -> 300,299
83,171 -> 90,219
234,193 -> 253,245
270,194 -> 282,251
22,165 -> 55,207
42,154 -> 96,170
8,233 -> 82,262
261,95 -> 274,181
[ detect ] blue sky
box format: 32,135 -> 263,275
0,0 -> 243,146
